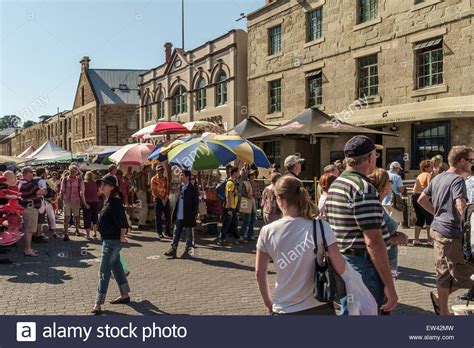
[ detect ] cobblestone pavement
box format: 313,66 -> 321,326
0,220 -> 467,316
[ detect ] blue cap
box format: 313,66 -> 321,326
344,135 -> 375,157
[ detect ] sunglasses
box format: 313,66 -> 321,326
463,158 -> 474,164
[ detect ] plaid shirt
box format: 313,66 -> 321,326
151,174 -> 169,201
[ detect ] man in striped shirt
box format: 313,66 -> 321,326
326,135 -> 397,313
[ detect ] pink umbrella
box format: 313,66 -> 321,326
109,143 -> 156,166
153,122 -> 188,134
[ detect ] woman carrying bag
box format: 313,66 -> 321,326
92,175 -> 131,315
255,176 -> 377,315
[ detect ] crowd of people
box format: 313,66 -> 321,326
0,135 -> 472,316
255,137 -> 473,316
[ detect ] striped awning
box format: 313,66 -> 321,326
413,38 -> 442,50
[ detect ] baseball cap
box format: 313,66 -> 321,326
284,155 -> 304,169
344,135 -> 376,157
389,161 -> 403,170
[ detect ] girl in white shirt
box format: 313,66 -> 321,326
256,175 -> 346,315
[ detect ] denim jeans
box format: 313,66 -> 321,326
155,200 -> 171,236
219,208 -> 239,240
171,219 -> 193,251
96,240 -> 130,305
344,254 -> 385,312
388,245 -> 398,279
240,211 -> 256,238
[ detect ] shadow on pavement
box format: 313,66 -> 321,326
393,302 -> 435,315
397,266 -> 436,288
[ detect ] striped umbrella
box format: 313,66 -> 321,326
147,137 -> 195,162
212,135 -> 271,168
167,138 -> 236,170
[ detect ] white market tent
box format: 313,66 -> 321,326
27,140 -> 73,163
18,145 -> 37,158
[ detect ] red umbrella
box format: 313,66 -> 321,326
153,122 -> 188,134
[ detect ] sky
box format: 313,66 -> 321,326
0,0 -> 262,123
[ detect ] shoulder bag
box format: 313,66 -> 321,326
313,218 -> 346,302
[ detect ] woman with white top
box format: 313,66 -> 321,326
256,175 -> 347,315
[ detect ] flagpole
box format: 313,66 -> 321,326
181,0 -> 185,49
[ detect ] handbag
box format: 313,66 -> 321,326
313,218 -> 346,303
390,189 -> 404,211
239,181 -> 253,214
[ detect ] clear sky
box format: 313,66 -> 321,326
0,0 -> 263,123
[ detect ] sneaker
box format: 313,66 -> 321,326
181,250 -> 192,259
164,247 -> 177,258
63,234 -> 70,241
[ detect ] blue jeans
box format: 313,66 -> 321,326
219,208 -> 239,240
240,211 -> 256,238
172,219 -> 193,251
388,245 -> 398,279
96,240 -> 130,305
344,254 -> 385,312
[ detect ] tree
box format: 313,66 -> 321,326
0,115 -> 22,129
22,120 -> 37,129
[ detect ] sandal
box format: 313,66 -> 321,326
24,252 -> 38,257
430,290 -> 440,315
91,306 -> 102,315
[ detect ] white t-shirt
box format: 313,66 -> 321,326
256,216 -> 337,314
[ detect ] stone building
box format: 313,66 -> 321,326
1,57 -> 146,156
247,0 -> 474,178
69,57 -> 147,152
139,29 -> 248,131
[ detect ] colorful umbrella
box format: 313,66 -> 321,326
109,143 -> 155,166
153,122 -> 188,134
147,137 -> 194,162
183,121 -> 223,134
167,138 -> 236,170
212,135 -> 271,168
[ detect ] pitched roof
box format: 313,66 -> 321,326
88,69 -> 147,105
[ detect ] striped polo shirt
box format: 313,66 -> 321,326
326,170 -> 390,252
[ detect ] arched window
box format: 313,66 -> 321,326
157,92 -> 165,119
172,85 -> 187,115
144,95 -> 153,122
196,78 -> 206,111
215,70 -> 227,106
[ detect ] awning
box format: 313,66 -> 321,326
413,38 -> 442,50
248,108 -> 396,140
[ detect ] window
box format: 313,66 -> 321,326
268,25 -> 282,55
196,78 -> 207,110
269,79 -> 281,113
157,92 -> 165,119
144,95 -> 153,122
172,85 -> 187,115
307,8 -> 323,42
414,0 -> 424,4
358,0 -> 378,23
412,121 -> 450,169
67,118 -> 71,131
215,71 -> 227,106
307,70 -> 322,107
358,54 -> 378,98
68,138 -> 71,151
263,141 -> 281,168
81,86 -> 85,106
88,113 -> 92,132
82,116 -> 85,138
415,38 -> 443,89
75,119 -> 78,134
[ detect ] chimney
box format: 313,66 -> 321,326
164,43 -> 173,64
80,56 -> 91,73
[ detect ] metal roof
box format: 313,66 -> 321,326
88,69 -> 147,105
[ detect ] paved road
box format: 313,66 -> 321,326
0,221 -> 467,315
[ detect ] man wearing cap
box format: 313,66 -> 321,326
151,165 -> 171,239
382,162 -> 405,225
284,155 -> 305,179
326,135 -> 398,313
